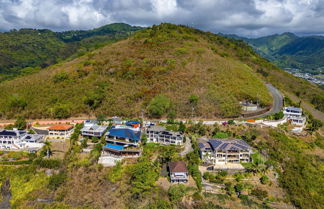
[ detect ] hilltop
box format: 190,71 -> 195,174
0,23 -> 323,119
0,23 -> 143,81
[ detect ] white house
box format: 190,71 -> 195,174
81,121 -> 108,138
0,129 -> 44,151
48,124 -> 74,139
198,138 -> 252,165
145,126 -> 183,145
168,161 -> 189,184
283,107 -> 306,126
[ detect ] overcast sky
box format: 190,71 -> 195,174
0,0 -> 323,37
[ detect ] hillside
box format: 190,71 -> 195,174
0,23 -> 323,119
232,33 -> 324,75
0,23 -> 143,81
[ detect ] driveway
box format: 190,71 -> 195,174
180,137 -> 193,156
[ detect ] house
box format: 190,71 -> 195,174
168,161 -> 189,183
283,107 -> 302,118
198,138 -> 252,164
145,126 -> 184,145
48,124 -> 74,139
0,129 -> 27,149
241,101 -> 258,112
0,129 -> 44,151
283,107 -> 306,126
81,121 -> 108,138
103,127 -> 141,158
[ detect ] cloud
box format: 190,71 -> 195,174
0,0 -> 323,36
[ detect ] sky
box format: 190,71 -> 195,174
0,0 -> 324,37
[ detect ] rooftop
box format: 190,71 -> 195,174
207,139 -> 251,152
81,124 -> 108,133
0,129 -> 27,137
147,126 -> 166,132
48,124 -> 74,131
106,128 -> 141,142
284,106 -> 302,112
169,161 -> 188,173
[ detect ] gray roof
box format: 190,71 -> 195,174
81,124 -> 108,133
208,139 -> 251,152
147,126 -> 166,132
22,134 -> 44,142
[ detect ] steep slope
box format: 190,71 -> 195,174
0,24 -> 323,119
0,23 -> 143,81
236,33 -> 324,74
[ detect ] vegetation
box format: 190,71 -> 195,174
0,23 -> 143,81
257,130 -> 323,208
0,23 -> 295,119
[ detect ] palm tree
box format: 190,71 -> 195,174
43,140 -> 52,158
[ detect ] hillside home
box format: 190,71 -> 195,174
145,126 -> 184,145
103,127 -> 141,158
283,107 -> 302,118
283,107 -> 306,126
240,101 -> 258,112
168,161 -> 189,183
0,129 -> 44,151
198,138 -> 252,164
48,124 -> 74,139
81,120 -> 108,138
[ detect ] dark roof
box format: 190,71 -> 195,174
0,130 -> 26,136
107,128 -> 141,141
208,139 -> 251,152
168,161 -> 188,173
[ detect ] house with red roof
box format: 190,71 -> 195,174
168,161 -> 189,184
48,124 -> 74,139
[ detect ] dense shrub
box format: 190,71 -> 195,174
147,94 -> 171,118
48,171 -> 67,190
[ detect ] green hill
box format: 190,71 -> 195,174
231,33 -> 324,75
0,23 -> 323,119
0,23 -> 143,81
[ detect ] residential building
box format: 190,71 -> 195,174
283,107 -> 306,126
48,124 -> 74,139
241,101 -> 258,111
283,107 -> 302,118
103,127 -> 141,158
145,126 -> 184,145
0,129 -> 44,151
81,121 -> 108,138
168,161 -> 189,183
198,138 -> 252,164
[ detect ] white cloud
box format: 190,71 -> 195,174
0,0 -> 323,36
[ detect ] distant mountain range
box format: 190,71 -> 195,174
226,32 -> 324,75
0,23 -> 143,81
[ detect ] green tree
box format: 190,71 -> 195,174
52,105 -> 71,119
14,117 -> 27,129
43,141 -> 52,158
168,184 -> 187,202
147,95 -> 171,118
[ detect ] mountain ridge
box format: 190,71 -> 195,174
0,23 -> 323,119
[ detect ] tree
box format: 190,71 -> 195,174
147,95 -> 171,118
52,105 -> 71,119
14,117 -> 27,129
168,184 -> 187,202
43,141 -> 52,158
178,121 -> 186,133
189,95 -> 199,117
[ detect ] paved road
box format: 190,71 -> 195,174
266,84 -> 284,114
245,84 -> 283,119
